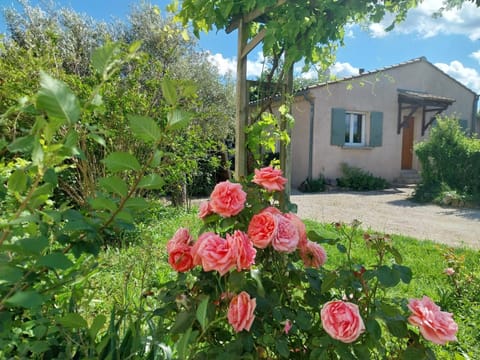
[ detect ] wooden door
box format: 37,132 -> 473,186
401,117 -> 414,169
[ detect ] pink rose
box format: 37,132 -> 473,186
271,214 -> 299,253
284,212 -> 307,248
408,296 -> 458,345
168,244 -> 194,272
299,240 -> 327,268
226,230 -> 256,271
209,180 -> 246,217
284,319 -> 292,334
227,291 -> 256,333
444,267 -> 455,276
248,211 -> 277,248
321,300 -> 365,343
193,232 -> 235,276
252,166 -> 287,192
261,206 -> 282,216
198,201 -> 213,219
166,227 -> 193,253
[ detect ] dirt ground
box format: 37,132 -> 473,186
291,187 -> 480,249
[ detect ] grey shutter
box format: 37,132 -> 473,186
331,108 -> 345,145
459,119 -> 469,132
369,111 -> 383,147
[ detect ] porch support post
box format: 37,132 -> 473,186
234,19 -> 248,180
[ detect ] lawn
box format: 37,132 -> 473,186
87,204 -> 480,359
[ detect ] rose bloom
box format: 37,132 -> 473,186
271,214 -> 299,253
227,291 -> 256,333
252,166 -> 287,192
444,267 -> 455,276
284,319 -> 292,334
321,300 -> 366,343
299,240 -> 327,268
168,244 -> 194,272
209,180 -> 246,217
284,212 -> 307,248
198,201 -> 213,219
226,230 -> 256,271
193,232 -> 236,276
166,227 -> 193,253
248,211 -> 277,248
408,296 -> 458,345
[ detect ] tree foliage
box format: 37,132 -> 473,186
1,1 -> 235,205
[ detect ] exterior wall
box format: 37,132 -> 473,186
289,59 -> 477,189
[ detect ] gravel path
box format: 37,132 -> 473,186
291,187 -> 480,249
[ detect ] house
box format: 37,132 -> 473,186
286,57 -> 478,188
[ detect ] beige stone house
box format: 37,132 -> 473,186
286,57 -> 478,188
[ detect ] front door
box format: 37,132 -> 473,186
401,117 -> 414,169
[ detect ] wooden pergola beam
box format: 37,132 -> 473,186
226,0 -> 287,33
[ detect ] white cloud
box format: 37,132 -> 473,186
330,62 -> 359,78
206,51 -> 268,78
435,60 -> 480,93
368,0 -> 480,40
207,53 -> 236,76
471,50 -> 480,63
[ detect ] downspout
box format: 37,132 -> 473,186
472,94 -> 479,135
303,91 -> 315,181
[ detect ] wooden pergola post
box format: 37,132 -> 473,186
234,19 -> 248,180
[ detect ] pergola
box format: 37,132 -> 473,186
397,89 -> 455,135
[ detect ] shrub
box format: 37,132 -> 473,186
298,174 -> 326,193
337,163 -> 389,191
414,116 -> 480,205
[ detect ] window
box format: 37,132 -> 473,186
331,108 -> 383,147
344,112 -> 365,145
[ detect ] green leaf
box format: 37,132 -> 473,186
124,197 -> 149,210
167,109 -> 192,131
7,169 -> 28,193
17,236 -> 49,255
176,327 -> 192,360
275,338 -> 290,358
386,319 -> 409,338
377,265 -> 400,287
0,265 -> 23,285
102,152 -> 141,172
321,271 -> 338,294
99,176 -> 128,197
250,269 -> 265,297
196,296 -> 209,331
171,311 -> 195,334
393,264 -> 413,284
128,115 -> 162,144
6,290 -> 44,309
37,252 -> 74,270
37,71 -> 80,124
92,42 -> 120,78
137,174 -> 165,190
90,314 -> 107,339
307,229 -> 338,244
366,318 -> 382,341
57,313 -> 88,329
89,197 -> 118,212
7,135 -> 35,153
161,78 -> 177,105
88,133 -> 106,147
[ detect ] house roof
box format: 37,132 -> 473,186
303,57 -> 478,96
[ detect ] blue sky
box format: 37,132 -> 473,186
1,0 -> 480,94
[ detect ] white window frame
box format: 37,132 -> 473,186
344,112 -> 366,146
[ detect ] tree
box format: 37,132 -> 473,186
1,1 -> 235,205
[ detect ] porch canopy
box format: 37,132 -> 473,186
397,89 -> 455,135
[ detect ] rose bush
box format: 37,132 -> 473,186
158,167 -> 458,359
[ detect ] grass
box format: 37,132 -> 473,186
87,205 -> 480,359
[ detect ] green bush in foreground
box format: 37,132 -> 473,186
414,116 -> 480,206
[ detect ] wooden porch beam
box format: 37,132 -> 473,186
226,0 -> 287,33
241,28 -> 266,59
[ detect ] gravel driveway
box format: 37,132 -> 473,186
291,187 -> 480,249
